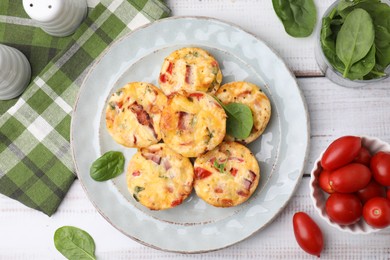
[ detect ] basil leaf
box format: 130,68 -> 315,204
336,8 -> 375,78
90,151 -> 125,181
272,0 -> 317,37
54,226 -> 96,260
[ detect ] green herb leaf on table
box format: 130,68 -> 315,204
272,0 -> 317,38
214,97 -> 254,140
54,226 -> 96,260
90,151 -> 125,181
335,8 -> 375,78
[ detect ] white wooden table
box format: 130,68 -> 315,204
1,1 -> 390,259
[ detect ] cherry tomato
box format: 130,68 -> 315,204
356,179 -> 386,204
329,163 -> 371,193
363,197 -> 390,229
293,212 -> 324,257
326,193 -> 362,225
387,189 -> 390,200
321,136 -> 361,171
370,151 -> 390,186
353,147 -> 372,166
318,170 -> 334,194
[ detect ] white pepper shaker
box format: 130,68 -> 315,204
22,0 -> 88,37
0,44 -> 31,100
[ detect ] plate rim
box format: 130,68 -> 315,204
70,15 -> 311,253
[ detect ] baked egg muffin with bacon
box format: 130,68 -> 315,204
105,82 -> 167,148
216,81 -> 271,144
127,143 -> 194,210
160,91 -> 226,158
158,47 -> 223,95
193,141 -> 260,207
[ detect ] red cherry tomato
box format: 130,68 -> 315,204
353,147 -> 372,166
363,197 -> 390,229
321,136 -> 361,171
293,212 -> 324,257
318,170 -> 334,194
326,193 -> 362,225
329,163 -> 371,193
370,151 -> 390,186
356,179 -> 387,204
387,189 -> 390,200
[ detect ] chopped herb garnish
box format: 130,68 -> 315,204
213,160 -> 226,173
109,101 -> 116,110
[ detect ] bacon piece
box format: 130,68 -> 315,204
117,101 -> 123,109
178,111 -> 188,130
230,167 -> 238,177
141,152 -> 161,165
214,187 -> 223,193
162,158 -> 172,171
166,62 -> 174,74
221,199 -> 233,207
243,178 -> 253,190
194,167 -> 212,179
248,170 -> 257,182
237,190 -> 249,197
171,198 -> 183,207
129,102 -> 157,138
132,170 -> 141,176
228,157 -> 244,163
185,65 -> 191,84
188,92 -> 204,101
237,90 -> 252,98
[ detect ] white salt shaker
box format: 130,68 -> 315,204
22,0 -> 88,37
0,44 -> 31,100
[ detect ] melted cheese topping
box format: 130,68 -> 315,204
160,91 -> 226,157
127,144 -> 194,210
194,142 -> 260,207
159,47 -> 223,95
216,81 -> 271,144
105,82 -> 167,148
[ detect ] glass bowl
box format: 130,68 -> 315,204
314,0 -> 390,88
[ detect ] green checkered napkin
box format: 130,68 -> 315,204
0,0 -> 170,216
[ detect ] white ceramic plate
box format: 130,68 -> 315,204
71,17 -> 309,253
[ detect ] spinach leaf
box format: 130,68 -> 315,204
342,44 -> 376,80
337,0 -> 380,14
336,8 -> 375,78
339,2 -> 390,70
54,226 -> 96,260
214,97 -> 253,140
272,0 -> 317,37
90,151 -> 125,181
224,103 -> 254,139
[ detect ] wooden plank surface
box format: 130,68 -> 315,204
1,76 -> 389,259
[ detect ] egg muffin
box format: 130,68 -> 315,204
158,47 -> 223,95
105,82 -> 167,148
193,141 -> 260,207
160,91 -> 226,158
215,81 -> 271,144
127,143 -> 194,210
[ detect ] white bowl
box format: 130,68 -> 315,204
309,135 -> 390,234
